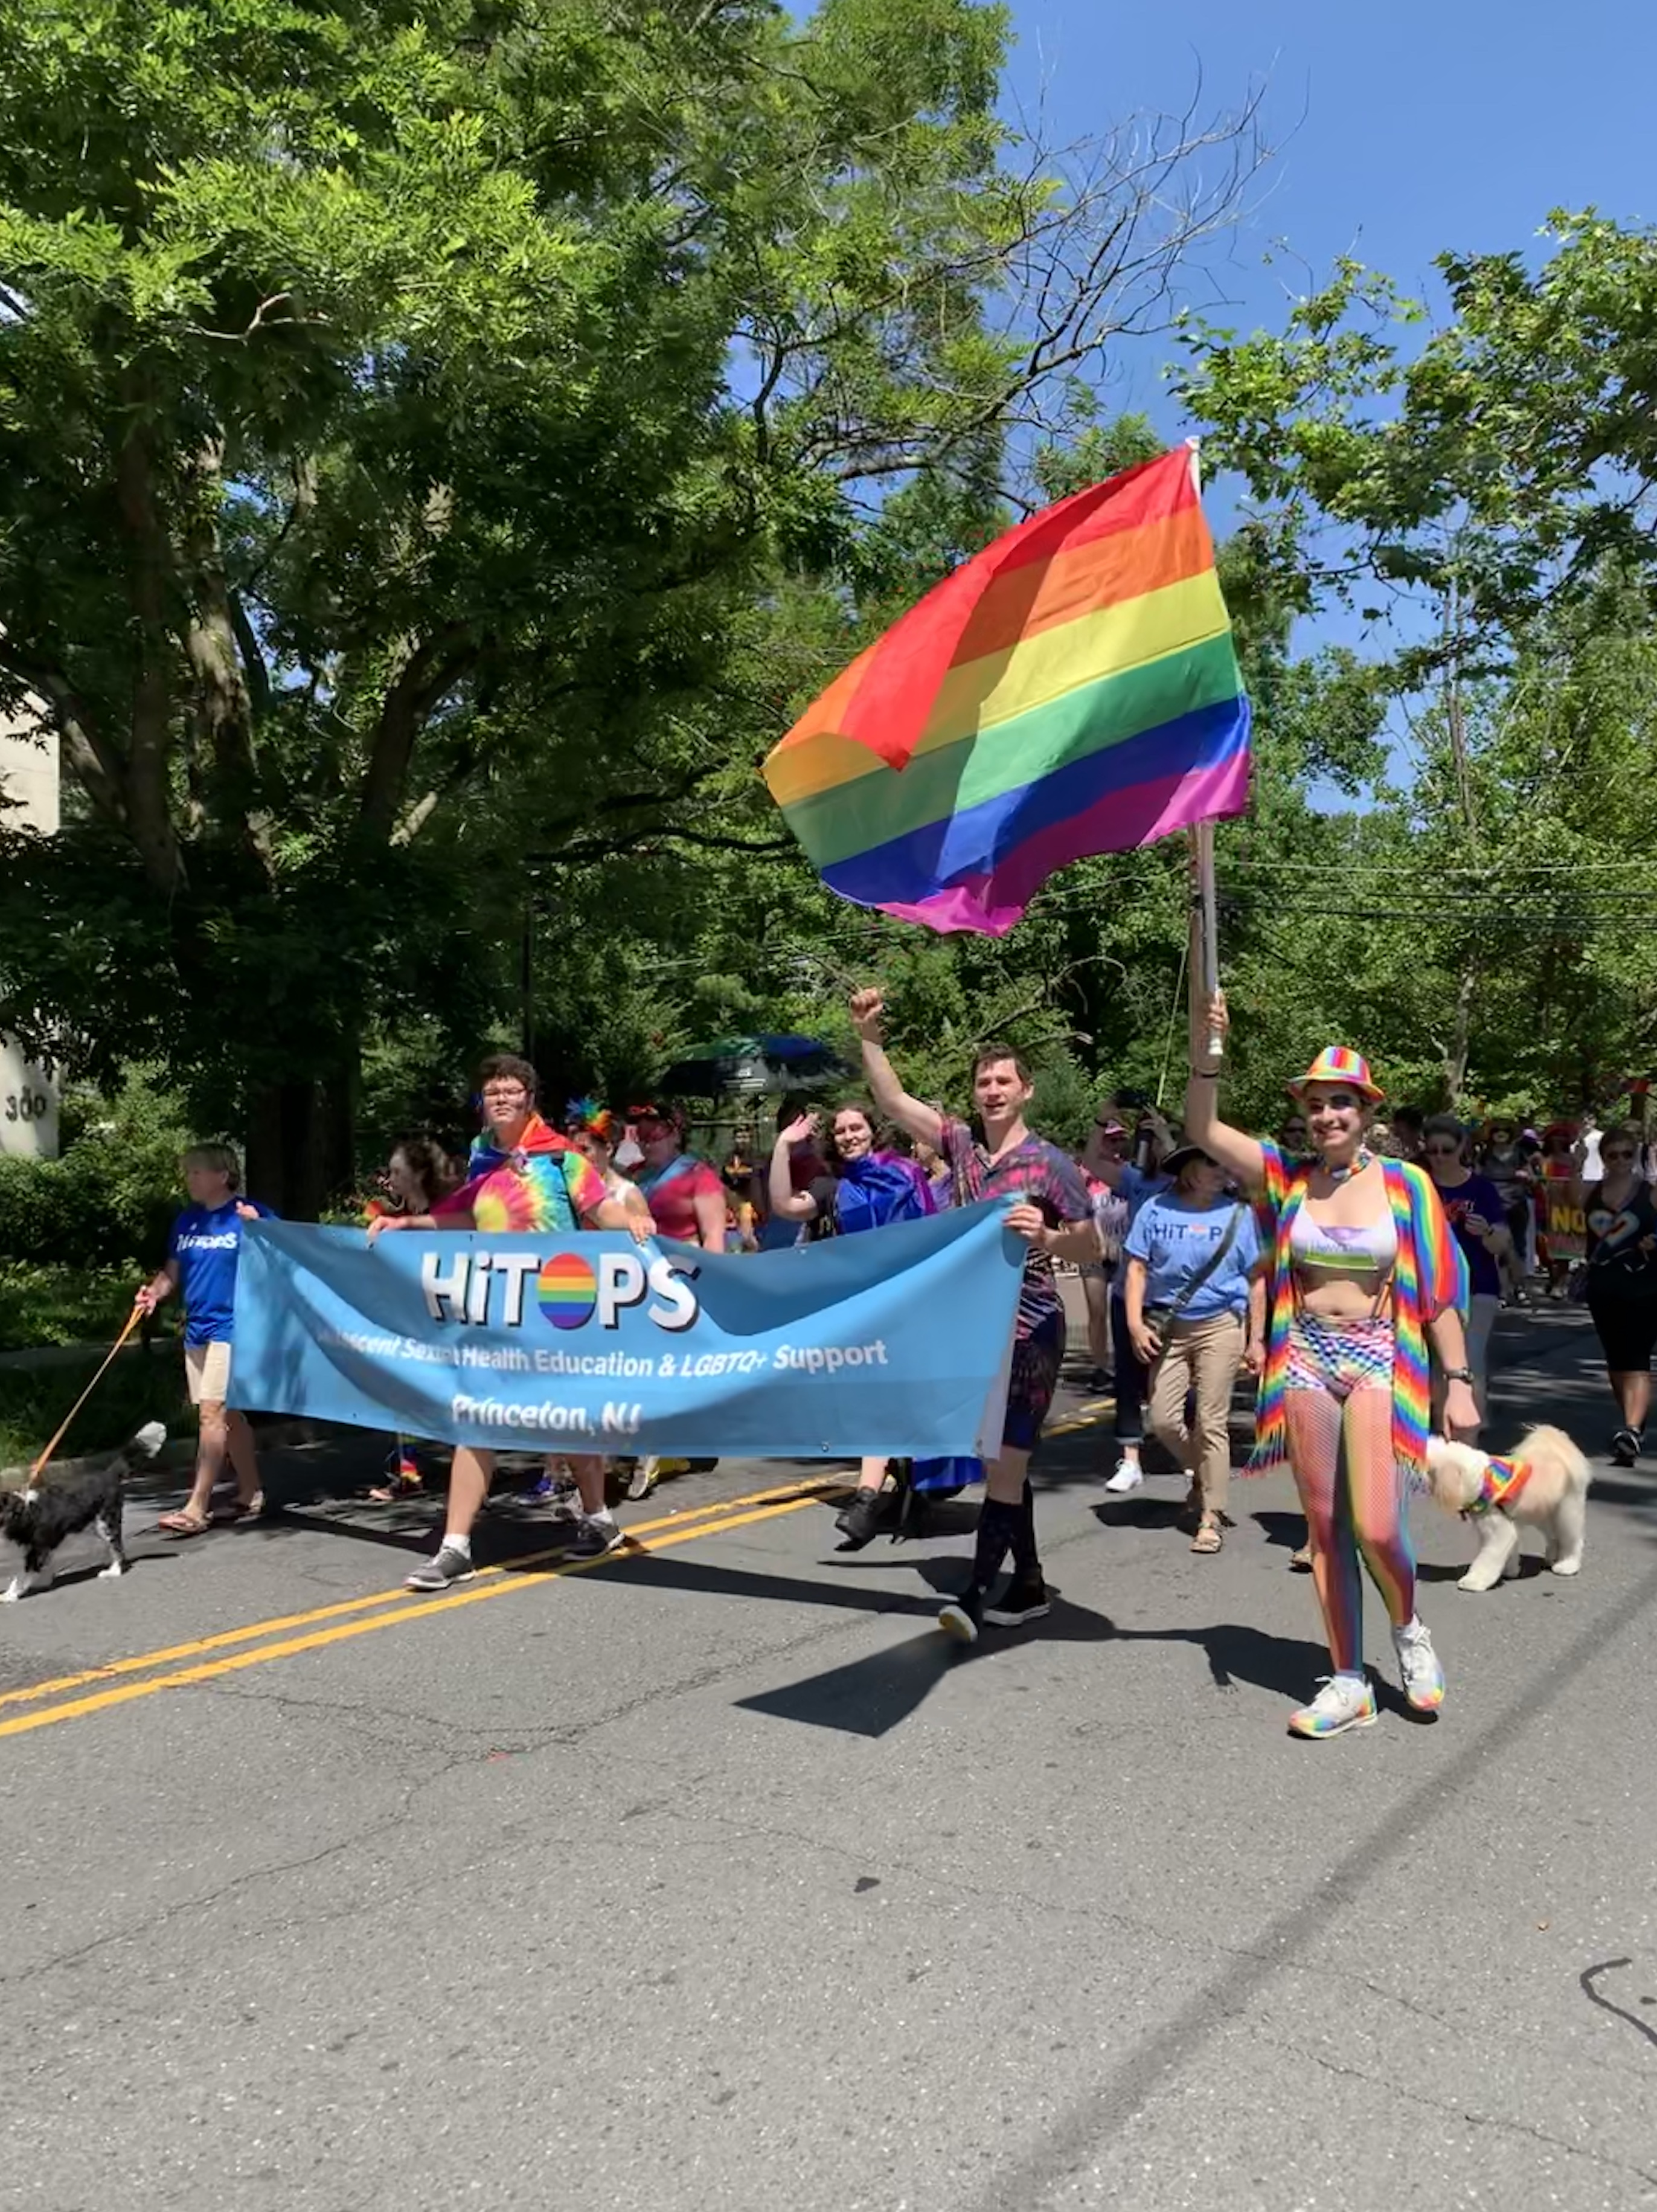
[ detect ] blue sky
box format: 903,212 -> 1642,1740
1000,0 -> 1656,427
995,1 -> 1657,783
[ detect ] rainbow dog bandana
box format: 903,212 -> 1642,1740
1461,1452 -> 1533,1519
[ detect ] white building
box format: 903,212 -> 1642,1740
1,706 -> 61,1159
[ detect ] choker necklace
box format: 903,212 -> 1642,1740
1318,1147 -> 1374,1185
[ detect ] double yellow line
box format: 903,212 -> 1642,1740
0,1474 -> 839,1742
0,1398 -> 1117,1744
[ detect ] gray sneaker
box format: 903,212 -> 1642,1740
568,1514 -> 625,1559
405,1543 -> 476,1591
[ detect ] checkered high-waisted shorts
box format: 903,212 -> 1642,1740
1284,1312 -> 1394,1399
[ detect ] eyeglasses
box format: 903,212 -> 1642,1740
1424,1143 -> 1461,1156
481,1085 -> 528,1102
1604,1148 -> 1636,1162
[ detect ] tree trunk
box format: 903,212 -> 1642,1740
243,1054 -> 359,1220
1444,961 -> 1476,1102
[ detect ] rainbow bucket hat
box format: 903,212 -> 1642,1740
1286,1046 -> 1384,1103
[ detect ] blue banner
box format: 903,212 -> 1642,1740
229,1202 -> 1023,1459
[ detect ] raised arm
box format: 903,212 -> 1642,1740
849,988 -> 944,1152
1182,918 -> 1266,1197
768,1118 -> 821,1222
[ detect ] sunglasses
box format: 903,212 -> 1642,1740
1424,1142 -> 1461,1156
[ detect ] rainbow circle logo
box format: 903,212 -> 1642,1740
537,1252 -> 598,1330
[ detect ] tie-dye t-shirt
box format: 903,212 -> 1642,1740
939,1116 -> 1092,1338
435,1114 -> 607,1234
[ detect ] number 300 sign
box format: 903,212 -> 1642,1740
4,1087 -> 49,1124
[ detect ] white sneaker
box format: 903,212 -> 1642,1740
1287,1675 -> 1377,1739
1393,1618 -> 1446,1711
1104,1457 -> 1143,1494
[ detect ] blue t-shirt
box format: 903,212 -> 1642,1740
1124,1194 -> 1260,1322
1118,1163 -> 1172,1227
169,1198 -> 275,1345
1435,1172 -> 1506,1301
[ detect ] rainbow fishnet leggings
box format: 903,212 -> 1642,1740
1284,1314 -> 1414,1672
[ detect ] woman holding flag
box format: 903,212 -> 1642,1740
1183,950 -> 1479,1738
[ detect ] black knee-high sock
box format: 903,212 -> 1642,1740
1011,1479 -> 1040,1577
970,1496 -> 1022,1590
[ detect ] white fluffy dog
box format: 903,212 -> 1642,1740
1423,1424 -> 1589,1592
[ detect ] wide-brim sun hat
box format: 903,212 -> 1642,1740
1161,1140 -> 1220,1179
1286,1047 -> 1385,1104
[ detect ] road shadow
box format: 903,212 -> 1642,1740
1251,1509 -> 1307,1556
1090,1493 -> 1190,1533
14,1550 -> 181,1596
736,1577 -> 1121,1738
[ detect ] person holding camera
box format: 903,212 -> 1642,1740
1120,1143 -> 1264,1552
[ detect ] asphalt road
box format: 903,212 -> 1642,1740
1,1311 -> 1654,2212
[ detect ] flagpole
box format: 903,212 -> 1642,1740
1192,819 -> 1223,1064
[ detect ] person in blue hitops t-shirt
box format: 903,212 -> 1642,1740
1122,1141 -> 1265,1556
137,1142 -> 276,1537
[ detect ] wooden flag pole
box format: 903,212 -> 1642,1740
1192,819 -> 1223,1063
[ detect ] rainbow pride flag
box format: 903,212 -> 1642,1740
763,448 -> 1251,935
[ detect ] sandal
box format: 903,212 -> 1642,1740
368,1474 -> 423,1503
157,1509 -> 211,1538
213,1491 -> 264,1523
1191,1517 -> 1223,1554
1290,1541 -> 1313,1572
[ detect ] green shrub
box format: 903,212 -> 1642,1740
0,1157 -> 138,1270
0,1066 -> 194,1278
0,1261 -> 164,1351
0,1345 -> 193,1468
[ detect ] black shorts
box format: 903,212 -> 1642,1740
1586,1294 -> 1657,1375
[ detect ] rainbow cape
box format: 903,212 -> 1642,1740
763,448 -> 1251,936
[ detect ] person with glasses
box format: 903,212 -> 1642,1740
370,1055 -> 639,1584
1580,1126 -> 1657,1465
1479,1117 -> 1537,1304
629,1101 -> 729,1254
1184,934 -> 1475,1740
1420,1115 -> 1510,1419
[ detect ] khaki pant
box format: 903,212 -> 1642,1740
1146,1311 -> 1245,1514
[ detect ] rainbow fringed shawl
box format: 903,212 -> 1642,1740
1248,1141 -> 1468,1481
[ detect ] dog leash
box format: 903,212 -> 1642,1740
28,1302 -> 146,1482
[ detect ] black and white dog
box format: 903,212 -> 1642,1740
0,1422 -> 167,1601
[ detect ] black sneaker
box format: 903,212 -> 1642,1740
937,1587 -> 984,1643
834,1487 -> 885,1550
567,1514 -> 624,1559
1611,1426 -> 1641,1467
405,1542 -> 475,1591
983,1572 -> 1050,1628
